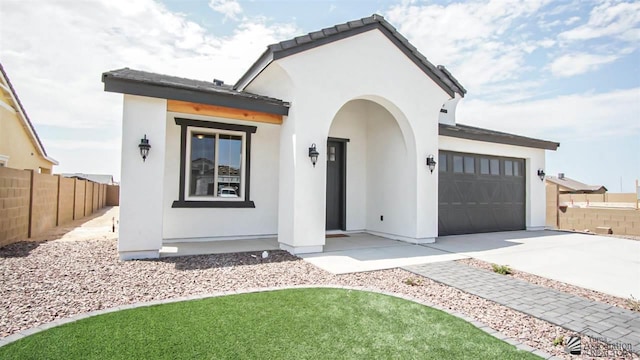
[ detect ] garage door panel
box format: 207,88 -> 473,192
439,151 -> 525,236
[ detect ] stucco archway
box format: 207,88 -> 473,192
326,97 -> 418,239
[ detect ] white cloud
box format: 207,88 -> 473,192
565,16 -> 580,26
559,1 -> 640,42
0,0 -> 299,130
0,0 -> 300,178
549,53 -> 619,77
457,88 -> 640,141
386,0 -> 550,95
208,0 -> 243,21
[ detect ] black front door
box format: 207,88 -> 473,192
326,139 -> 346,230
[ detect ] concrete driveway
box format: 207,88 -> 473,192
429,231 -> 640,299
301,231 -> 640,299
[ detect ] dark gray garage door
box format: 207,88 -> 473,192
438,151 -> 525,236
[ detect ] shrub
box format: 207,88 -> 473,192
491,264 -> 512,275
403,277 -> 423,286
627,295 -> 640,312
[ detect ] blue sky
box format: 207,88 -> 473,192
1,0 -> 638,191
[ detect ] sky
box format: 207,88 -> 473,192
0,0 -> 638,191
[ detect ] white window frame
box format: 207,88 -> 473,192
0,154 -> 9,167
184,126 -> 246,202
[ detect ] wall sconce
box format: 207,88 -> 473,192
308,143 -> 319,167
139,134 -> 151,162
537,169 -> 545,181
426,154 -> 437,173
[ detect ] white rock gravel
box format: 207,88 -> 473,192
1,235 -> 636,359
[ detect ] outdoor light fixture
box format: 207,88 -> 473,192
537,169 -> 546,181
426,154 -> 437,173
139,134 -> 151,162
308,143 -> 319,167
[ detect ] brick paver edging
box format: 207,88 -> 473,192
404,261 -> 640,356
0,285 -> 558,359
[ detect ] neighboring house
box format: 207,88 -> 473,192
546,173 -> 607,194
102,15 -> 559,260
61,173 -> 117,185
0,63 -> 58,173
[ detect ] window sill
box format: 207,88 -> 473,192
171,200 -> 255,208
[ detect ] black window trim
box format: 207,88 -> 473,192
172,117 -> 256,208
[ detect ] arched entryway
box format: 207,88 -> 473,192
326,97 -> 417,239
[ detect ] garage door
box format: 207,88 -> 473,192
438,151 -> 525,236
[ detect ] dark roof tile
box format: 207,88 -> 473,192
235,14 -> 466,98
439,123 -> 559,150
102,68 -> 289,115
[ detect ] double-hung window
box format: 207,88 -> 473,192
173,118 -> 256,208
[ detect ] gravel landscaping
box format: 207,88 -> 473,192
1,207 -> 637,359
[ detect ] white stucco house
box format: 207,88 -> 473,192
103,15 -> 558,260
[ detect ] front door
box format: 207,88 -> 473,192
326,139 -> 346,230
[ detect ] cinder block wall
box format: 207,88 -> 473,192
74,180 -> 86,219
30,172 -> 59,237
546,184 -> 558,228
84,181 -> 93,217
57,177 -> 75,225
0,167 -> 31,246
106,185 -> 120,206
558,208 -> 640,235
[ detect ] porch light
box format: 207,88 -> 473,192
139,135 -> 151,162
308,143 -> 319,167
537,169 -> 546,181
426,154 -> 437,173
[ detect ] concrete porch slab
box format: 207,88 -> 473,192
301,233 -> 467,274
160,238 -> 279,257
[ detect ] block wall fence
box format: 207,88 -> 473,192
0,167 -> 120,247
546,184 -> 640,236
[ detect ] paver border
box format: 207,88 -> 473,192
0,285 -> 559,359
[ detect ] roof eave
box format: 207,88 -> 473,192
233,16 -> 465,98
103,74 -> 289,116
439,123 -> 560,151
233,50 -> 274,91
0,63 -> 52,159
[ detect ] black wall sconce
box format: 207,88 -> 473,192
426,154 -> 437,173
308,143 -> 319,167
139,135 -> 151,162
537,169 -> 546,181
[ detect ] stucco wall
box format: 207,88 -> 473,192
162,112 -> 281,241
0,167 -> 31,246
57,176 -> 75,225
248,29 -> 449,250
438,135 -> 548,230
118,95 -> 166,258
29,172 -> 59,237
0,103 -> 54,173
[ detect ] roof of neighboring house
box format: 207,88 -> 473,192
546,176 -> 607,192
102,68 -> 290,116
61,173 -> 115,185
439,123 -> 560,151
234,14 -> 466,98
0,63 -> 58,165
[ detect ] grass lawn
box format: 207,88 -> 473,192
0,288 -> 541,359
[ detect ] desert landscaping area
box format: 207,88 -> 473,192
1,207 -> 638,359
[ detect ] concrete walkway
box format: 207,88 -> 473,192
404,261 -> 640,355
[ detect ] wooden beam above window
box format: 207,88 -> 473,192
167,100 -> 283,125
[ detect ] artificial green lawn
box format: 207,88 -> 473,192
0,288 -> 541,359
